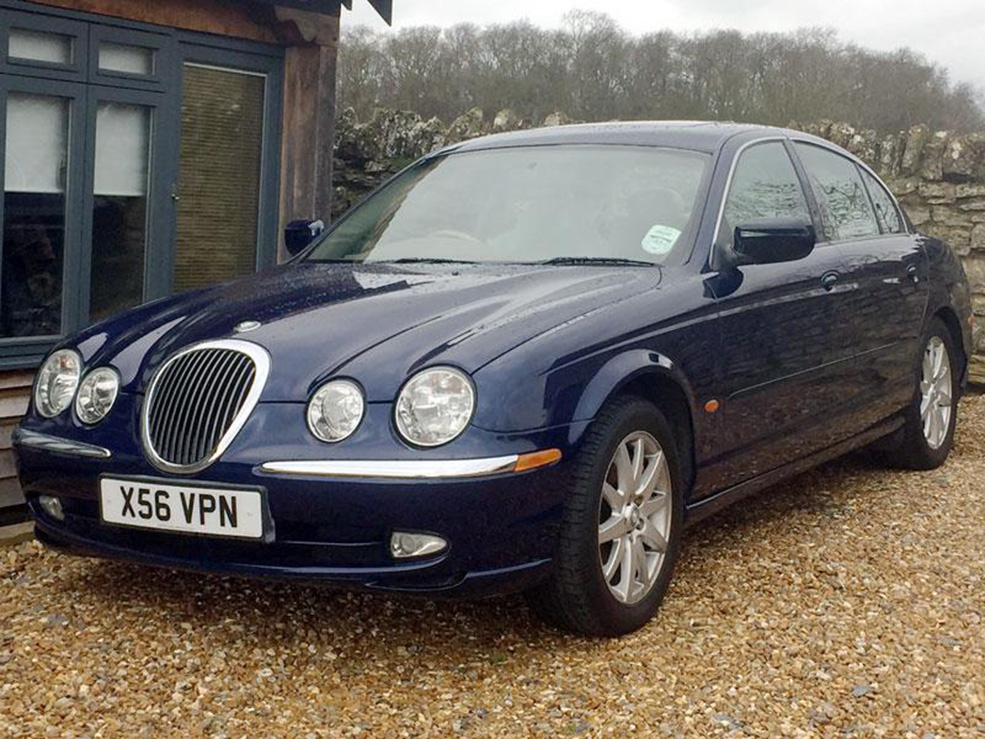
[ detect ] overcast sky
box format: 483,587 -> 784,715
346,0 -> 985,94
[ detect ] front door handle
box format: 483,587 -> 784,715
820,271 -> 839,292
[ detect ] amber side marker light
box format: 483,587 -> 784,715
513,448 -> 563,473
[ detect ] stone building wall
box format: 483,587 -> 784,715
332,107 -> 985,380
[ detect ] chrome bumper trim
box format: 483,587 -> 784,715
13,428 -> 112,459
259,455 -> 519,479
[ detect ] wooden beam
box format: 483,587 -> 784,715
277,13 -> 340,260
26,0 -> 305,44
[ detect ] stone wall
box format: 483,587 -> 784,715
332,108 -> 985,380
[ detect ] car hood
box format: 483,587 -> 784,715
84,262 -> 662,402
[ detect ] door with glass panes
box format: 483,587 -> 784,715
0,6 -> 281,367
0,12 -> 173,365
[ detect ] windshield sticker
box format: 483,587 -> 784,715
641,224 -> 681,256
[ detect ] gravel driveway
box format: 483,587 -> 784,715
3,396 -> 985,737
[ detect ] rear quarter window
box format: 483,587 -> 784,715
860,169 -> 905,234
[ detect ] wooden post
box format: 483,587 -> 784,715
276,8 -> 340,262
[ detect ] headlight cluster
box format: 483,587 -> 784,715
306,366 -> 475,448
307,379 -> 365,442
75,367 -> 121,425
395,367 -> 475,447
33,349 -> 119,424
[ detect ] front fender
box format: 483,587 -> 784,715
570,349 -> 696,422
472,346 -> 698,433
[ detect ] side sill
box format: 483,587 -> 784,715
685,415 -> 905,526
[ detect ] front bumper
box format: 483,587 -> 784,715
14,413 -> 584,598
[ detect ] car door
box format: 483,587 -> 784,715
792,142 -> 929,429
702,138 -> 858,488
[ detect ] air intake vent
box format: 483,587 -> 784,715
142,341 -> 269,473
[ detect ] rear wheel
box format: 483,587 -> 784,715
875,317 -> 959,470
526,396 -> 684,636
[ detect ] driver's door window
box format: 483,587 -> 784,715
721,141 -> 810,248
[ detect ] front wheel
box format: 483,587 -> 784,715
526,396 -> 684,636
876,317 -> 959,470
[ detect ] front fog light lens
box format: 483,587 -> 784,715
34,349 -> 82,418
307,379 -> 365,442
395,367 -> 475,447
75,367 -> 120,424
390,532 -> 447,559
39,495 -> 64,521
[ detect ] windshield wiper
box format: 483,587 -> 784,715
540,256 -> 657,267
381,258 -> 479,265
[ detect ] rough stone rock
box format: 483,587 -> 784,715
920,131 -> 949,181
878,133 -> 901,178
847,128 -> 879,166
903,202 -> 932,226
943,136 -> 977,182
409,117 -> 447,156
900,124 -> 931,175
972,224 -> 985,253
445,107 -> 485,144
961,257 -> 985,295
957,183 -> 985,199
824,121 -> 857,149
492,109 -> 523,132
930,205 -> 970,229
543,111 -> 574,128
919,182 -> 957,204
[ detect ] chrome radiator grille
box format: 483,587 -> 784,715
142,341 -> 267,472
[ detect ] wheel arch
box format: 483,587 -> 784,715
573,349 -> 698,494
932,305 -> 968,379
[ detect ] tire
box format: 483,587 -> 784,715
875,317 -> 960,470
526,396 -> 685,637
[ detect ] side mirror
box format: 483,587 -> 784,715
284,219 -> 326,256
729,218 -> 816,267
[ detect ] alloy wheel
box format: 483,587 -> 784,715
597,431 -> 672,605
920,335 -> 952,450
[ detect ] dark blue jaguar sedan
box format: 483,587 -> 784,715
14,122 -> 972,636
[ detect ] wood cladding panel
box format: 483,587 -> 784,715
24,0 -> 309,44
0,374 -> 30,510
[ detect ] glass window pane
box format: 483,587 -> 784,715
8,28 -> 73,65
2,93 -> 69,338
89,103 -> 150,322
173,65 -> 265,293
795,144 -> 880,241
722,142 -> 809,244
99,42 -> 155,76
861,169 -> 904,234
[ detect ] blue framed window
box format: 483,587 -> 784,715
0,1 -> 283,369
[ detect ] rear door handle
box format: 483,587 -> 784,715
820,271 -> 839,292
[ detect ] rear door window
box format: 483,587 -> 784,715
794,143 -> 879,241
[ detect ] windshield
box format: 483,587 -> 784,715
304,145 -> 709,266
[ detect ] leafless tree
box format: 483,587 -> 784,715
337,14 -> 984,133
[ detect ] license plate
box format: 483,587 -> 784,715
99,478 -> 265,539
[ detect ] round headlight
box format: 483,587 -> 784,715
395,367 -> 475,447
34,349 -> 82,418
307,379 -> 365,442
75,367 -> 120,425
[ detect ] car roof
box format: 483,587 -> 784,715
444,120 -> 794,156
